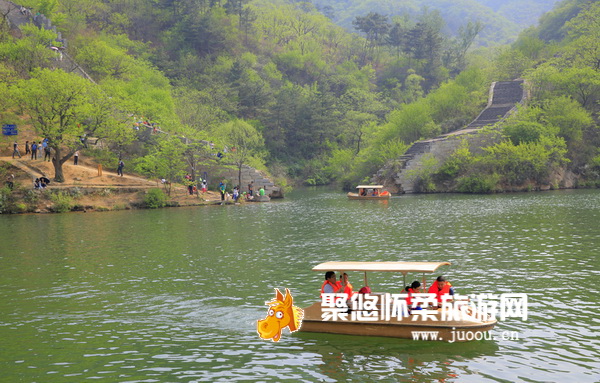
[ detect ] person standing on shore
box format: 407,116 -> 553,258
219,181 -> 226,201
25,141 -> 30,155
44,146 -> 51,162
117,159 -> 124,176
42,139 -> 49,161
30,142 -> 38,160
73,150 -> 79,165
12,141 -> 21,158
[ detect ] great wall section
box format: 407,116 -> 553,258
372,80 -> 527,193
0,0 -> 281,196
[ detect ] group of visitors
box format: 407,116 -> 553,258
180,175 -> 210,196
132,116 -> 161,134
245,181 -> 267,199
11,139 -> 53,162
359,188 -> 379,196
320,272 -> 454,312
172,176 -> 266,202
218,182 -> 242,202
33,177 -> 49,190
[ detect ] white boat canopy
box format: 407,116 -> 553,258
356,185 -> 384,189
312,261 -> 450,275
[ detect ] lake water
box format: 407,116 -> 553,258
1,188 -> 599,382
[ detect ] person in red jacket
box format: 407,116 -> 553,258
428,276 -> 455,307
336,272 -> 353,296
404,281 -> 422,310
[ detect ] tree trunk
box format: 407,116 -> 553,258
52,146 -> 76,183
190,153 -> 196,182
52,146 -> 65,183
238,163 -> 242,189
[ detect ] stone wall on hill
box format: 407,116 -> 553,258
372,80 -> 527,193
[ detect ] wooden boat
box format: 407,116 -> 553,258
300,261 -> 497,342
347,185 -> 391,200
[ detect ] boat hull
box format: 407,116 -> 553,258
299,302 -> 496,342
347,192 -> 390,200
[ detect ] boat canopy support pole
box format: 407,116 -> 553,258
364,271 -> 368,287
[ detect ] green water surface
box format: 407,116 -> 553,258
0,188 -> 599,382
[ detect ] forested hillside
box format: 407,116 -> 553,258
0,0 -> 491,186
398,0 -> 600,193
313,0 -> 562,45
0,0 -> 598,192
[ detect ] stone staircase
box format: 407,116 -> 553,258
373,80 -> 526,193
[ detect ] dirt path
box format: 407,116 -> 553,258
1,156 -> 158,189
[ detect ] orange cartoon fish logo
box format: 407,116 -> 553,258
257,288 -> 303,342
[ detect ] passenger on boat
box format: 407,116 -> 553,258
372,189 -> 379,196
404,281 -> 422,311
337,273 -> 353,296
358,286 -> 371,294
360,188 -> 367,196
321,271 -> 344,295
428,276 -> 454,307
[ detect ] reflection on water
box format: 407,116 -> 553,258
1,188 -> 599,382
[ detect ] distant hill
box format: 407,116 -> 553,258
312,0 -> 563,45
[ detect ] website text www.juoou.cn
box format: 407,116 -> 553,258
412,328 -> 520,342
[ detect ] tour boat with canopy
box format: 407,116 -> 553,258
299,261 -> 497,341
347,185 -> 391,200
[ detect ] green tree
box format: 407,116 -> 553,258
353,12 -> 390,45
218,119 -> 265,188
11,69 -> 129,182
380,100 -> 440,144
0,24 -> 57,76
543,96 -> 593,144
135,135 -> 187,196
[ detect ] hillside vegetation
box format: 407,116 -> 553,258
0,0 -> 598,195
313,0 -> 562,45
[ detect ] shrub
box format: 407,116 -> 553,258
24,189 -> 39,205
50,192 -> 73,213
100,188 -> 114,196
144,188 -> 167,209
481,136 -> 568,185
504,121 -> 548,144
457,174 -> 500,193
435,141 -> 475,181
68,187 -> 83,198
0,186 -> 16,213
85,148 -> 119,170
14,203 -> 27,213
407,154 -> 439,192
